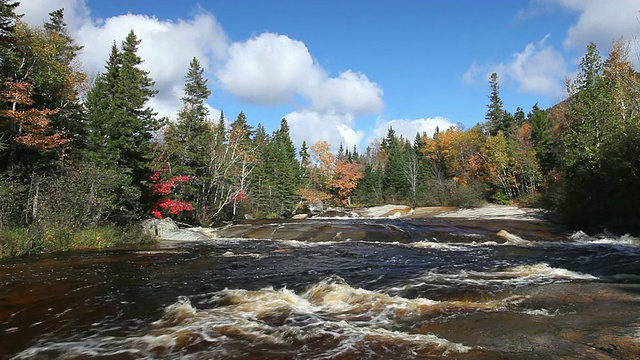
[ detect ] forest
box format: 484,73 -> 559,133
1,3 -> 640,257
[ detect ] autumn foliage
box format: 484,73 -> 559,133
0,79 -> 68,150
149,164 -> 194,219
302,141 -> 364,205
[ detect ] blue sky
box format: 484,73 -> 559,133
19,0 -> 640,151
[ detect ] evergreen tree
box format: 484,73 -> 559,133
337,143 -> 345,160
229,111 -> 253,146
165,57 -> 212,167
254,118 -> 299,216
87,31 -> 160,172
351,144 -> 359,163
514,106 -> 526,128
381,127 -> 408,200
39,9 -> 86,154
0,0 -> 19,49
527,104 -> 555,173
353,163 -> 383,205
561,41 -> 608,225
299,140 -> 311,169
163,57 -> 213,222
85,31 -> 161,221
485,72 -> 513,136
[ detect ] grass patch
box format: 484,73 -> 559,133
0,224 -> 156,260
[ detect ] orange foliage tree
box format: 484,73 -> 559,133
0,78 -> 68,156
333,158 -> 363,205
304,141 -> 364,205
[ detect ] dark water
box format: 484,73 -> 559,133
1,218 -> 640,359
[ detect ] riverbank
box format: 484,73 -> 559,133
0,225 -> 156,260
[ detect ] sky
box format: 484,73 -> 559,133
17,0 -> 640,152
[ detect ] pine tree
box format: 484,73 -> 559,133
254,118 -> 299,216
0,0 -> 19,49
163,57 -> 213,222
165,57 -> 212,174
85,31 -> 161,220
381,127 -> 408,200
485,72 -> 513,136
39,9 -> 86,154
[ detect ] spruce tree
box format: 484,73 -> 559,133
163,57 -> 214,222
39,9 -> 86,154
165,56 -> 212,174
485,72 -> 513,136
381,127 -> 408,200
299,141 -> 311,169
85,31 -> 161,220
0,0 -> 19,49
255,119 -> 299,216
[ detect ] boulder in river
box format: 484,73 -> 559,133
141,218 -> 209,241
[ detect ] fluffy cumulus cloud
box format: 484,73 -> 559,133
464,35 -> 568,97
370,117 -> 456,144
285,110 -> 364,152
499,35 -> 568,96
307,70 -> 384,116
217,33 -> 383,114
19,0 -> 228,119
217,33 -> 324,104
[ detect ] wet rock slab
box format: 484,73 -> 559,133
424,282 -> 640,359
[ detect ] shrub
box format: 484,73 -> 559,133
491,189 -> 512,205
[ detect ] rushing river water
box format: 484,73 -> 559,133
1,216 -> 640,359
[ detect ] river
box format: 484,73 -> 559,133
1,214 -> 639,359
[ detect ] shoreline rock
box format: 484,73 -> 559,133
141,218 -> 209,241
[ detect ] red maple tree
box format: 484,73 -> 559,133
149,162 -> 194,219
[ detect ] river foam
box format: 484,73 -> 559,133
13,277 -> 479,359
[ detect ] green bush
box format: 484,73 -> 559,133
491,189 -> 512,205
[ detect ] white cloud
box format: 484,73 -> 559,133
217,32 -> 383,115
501,35 -> 568,96
462,62 -> 480,84
553,0 -> 640,51
17,0 -> 90,32
307,70 -> 384,116
286,110 -> 364,152
217,33 -> 324,104
464,35 -> 568,97
370,117 -> 456,144
19,1 -> 227,119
